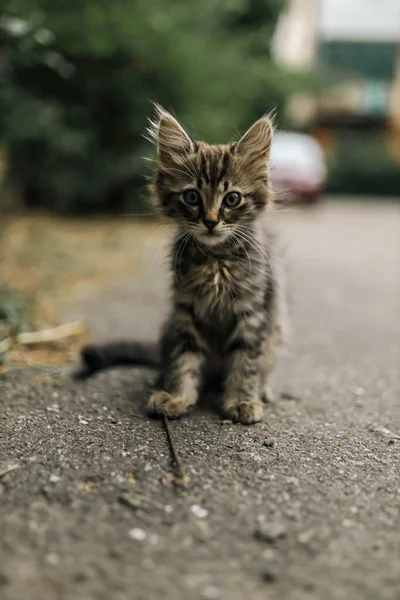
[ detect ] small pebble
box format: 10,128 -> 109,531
49,474 -> 60,483
298,529 -> 314,545
262,570 -> 276,584
263,440 -> 275,448
141,558 -> 155,571
45,553 -> 59,566
119,493 -> 146,510
262,548 -> 276,560
255,521 -> 287,543
372,540 -> 384,550
201,585 -> 221,599
342,519 -> 353,528
190,504 -> 208,519
128,528 -> 147,541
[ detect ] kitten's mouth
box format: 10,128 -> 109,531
196,230 -> 227,247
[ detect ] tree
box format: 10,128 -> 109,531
0,0 -> 291,213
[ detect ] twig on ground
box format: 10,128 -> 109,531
0,463 -> 19,478
0,321 -> 85,356
119,492 -> 165,512
130,412 -> 146,419
0,337 -> 13,355
162,414 -> 189,488
369,425 -> 400,441
17,321 -> 85,345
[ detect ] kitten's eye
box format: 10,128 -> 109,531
183,189 -> 201,206
223,191 -> 242,208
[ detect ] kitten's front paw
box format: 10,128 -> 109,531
223,400 -> 263,424
147,391 -> 189,419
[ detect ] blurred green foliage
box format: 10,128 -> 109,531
0,0 -> 298,213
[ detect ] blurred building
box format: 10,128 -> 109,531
273,0 -> 400,163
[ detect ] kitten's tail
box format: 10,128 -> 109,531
79,341 -> 160,376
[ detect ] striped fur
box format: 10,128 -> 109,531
80,107 -> 285,423
147,107 -> 285,424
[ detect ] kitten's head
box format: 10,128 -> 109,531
149,106 -> 274,247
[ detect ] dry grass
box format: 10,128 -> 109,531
0,213 -> 163,369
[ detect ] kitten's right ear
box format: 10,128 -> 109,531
235,116 -> 273,161
148,104 -> 195,166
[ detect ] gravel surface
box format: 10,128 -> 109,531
1,199 -> 399,600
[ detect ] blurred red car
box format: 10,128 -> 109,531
269,132 -> 327,204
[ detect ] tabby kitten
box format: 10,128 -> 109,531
81,106 -> 285,424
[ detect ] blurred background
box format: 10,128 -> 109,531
0,0 -> 399,366
1,0 -> 399,214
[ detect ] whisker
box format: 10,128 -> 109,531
167,161 -> 198,182
234,229 -> 273,271
235,225 -> 274,254
173,232 -> 191,292
178,234 -> 192,290
271,204 -> 302,214
193,236 -> 216,261
228,232 -> 252,273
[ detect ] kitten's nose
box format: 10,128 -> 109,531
203,219 -> 218,232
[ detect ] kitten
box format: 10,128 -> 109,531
81,106 -> 286,424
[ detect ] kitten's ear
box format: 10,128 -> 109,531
149,104 -> 195,165
235,117 -> 273,160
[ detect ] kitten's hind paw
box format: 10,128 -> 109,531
147,391 -> 191,419
223,400 -> 263,424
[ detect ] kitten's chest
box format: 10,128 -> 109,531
188,259 -> 244,319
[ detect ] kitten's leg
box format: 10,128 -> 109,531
259,337 -> 278,404
260,294 -> 286,403
222,318 -> 264,424
148,353 -> 204,418
147,319 -> 206,419
259,368 -> 275,403
223,352 -> 263,423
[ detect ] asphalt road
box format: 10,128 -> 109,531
1,199 -> 399,600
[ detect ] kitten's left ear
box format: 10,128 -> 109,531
235,117 -> 273,160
